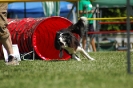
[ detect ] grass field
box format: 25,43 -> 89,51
0,51 -> 133,88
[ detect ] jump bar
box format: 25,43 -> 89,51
88,30 -> 133,34
88,17 -> 133,20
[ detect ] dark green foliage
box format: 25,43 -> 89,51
100,7 -> 132,31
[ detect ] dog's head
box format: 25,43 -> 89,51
68,16 -> 88,37
58,31 -> 72,47
54,30 -> 71,50
54,31 -> 73,58
55,30 -> 80,49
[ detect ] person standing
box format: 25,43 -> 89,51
79,0 -> 96,52
0,3 -> 19,65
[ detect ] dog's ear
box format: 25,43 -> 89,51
65,32 -> 71,37
54,32 -> 61,50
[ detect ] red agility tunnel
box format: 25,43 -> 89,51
7,16 -> 73,60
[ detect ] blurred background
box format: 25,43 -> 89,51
7,1 -> 133,52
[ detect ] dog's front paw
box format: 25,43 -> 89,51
90,58 -> 95,60
77,59 -> 81,61
74,57 -> 81,61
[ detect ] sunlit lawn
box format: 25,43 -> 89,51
0,51 -> 133,88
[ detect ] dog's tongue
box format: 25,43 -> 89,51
59,49 -> 63,58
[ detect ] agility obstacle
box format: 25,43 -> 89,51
88,30 -> 133,34
99,21 -> 133,24
87,21 -> 133,34
88,17 -> 133,20
7,16 -> 74,60
91,14 -> 132,73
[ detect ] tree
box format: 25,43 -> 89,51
100,7 -> 128,31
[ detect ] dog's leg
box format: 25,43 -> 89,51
72,54 -> 81,61
76,46 -> 95,60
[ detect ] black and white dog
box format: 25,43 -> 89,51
54,17 -> 94,61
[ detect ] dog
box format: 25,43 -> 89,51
54,17 -> 94,61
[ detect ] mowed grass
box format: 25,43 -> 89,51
0,51 -> 133,88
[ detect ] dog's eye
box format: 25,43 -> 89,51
62,36 -> 65,38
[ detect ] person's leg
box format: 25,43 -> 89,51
90,38 -> 96,52
0,34 -> 13,55
82,36 -> 87,50
88,24 -> 97,52
0,17 -> 19,65
0,31 -> 19,65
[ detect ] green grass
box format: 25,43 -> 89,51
0,51 -> 133,88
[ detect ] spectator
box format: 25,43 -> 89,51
79,0 -> 96,52
0,3 -> 19,65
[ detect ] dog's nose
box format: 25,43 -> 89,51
59,37 -> 62,41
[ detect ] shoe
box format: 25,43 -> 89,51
5,56 -> 19,65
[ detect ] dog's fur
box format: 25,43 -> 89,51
54,17 -> 94,61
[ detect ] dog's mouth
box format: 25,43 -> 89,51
59,41 -> 68,47
59,42 -> 64,46
57,40 -> 64,46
